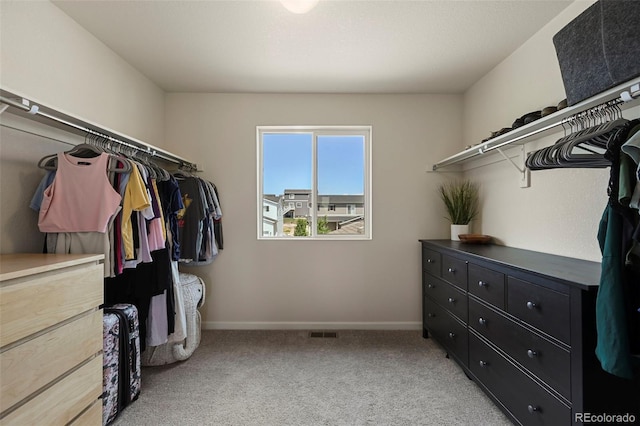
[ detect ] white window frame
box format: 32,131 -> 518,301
257,125 -> 372,240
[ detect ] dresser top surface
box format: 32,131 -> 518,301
420,240 -> 601,288
0,253 -> 104,281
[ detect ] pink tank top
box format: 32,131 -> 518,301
38,152 -> 122,233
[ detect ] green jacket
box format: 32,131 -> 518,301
595,203 -> 633,379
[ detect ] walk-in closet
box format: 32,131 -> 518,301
1,1 -> 639,425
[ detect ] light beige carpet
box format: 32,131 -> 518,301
112,330 -> 511,426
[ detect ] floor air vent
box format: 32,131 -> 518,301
309,331 -> 338,338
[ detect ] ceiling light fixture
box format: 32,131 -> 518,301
280,0 -> 319,14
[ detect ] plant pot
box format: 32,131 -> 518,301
450,224 -> 470,241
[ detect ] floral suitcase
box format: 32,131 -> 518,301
102,312 -> 120,425
103,303 -> 141,425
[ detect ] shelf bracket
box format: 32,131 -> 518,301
495,146 -> 530,188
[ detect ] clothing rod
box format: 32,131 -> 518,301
1,122 -> 76,148
0,93 -> 198,171
432,76 -> 640,171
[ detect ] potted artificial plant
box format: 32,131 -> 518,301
439,179 -> 479,241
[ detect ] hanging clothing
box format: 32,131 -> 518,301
30,145 -> 210,351
158,176 -> 184,261
29,170 -> 55,212
595,121 -> 640,380
38,152 -> 121,233
176,175 -> 207,262
174,173 -> 223,264
621,124 -> 640,210
120,160 -> 152,260
597,204 -> 633,379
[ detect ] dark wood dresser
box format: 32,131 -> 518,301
420,240 -> 639,426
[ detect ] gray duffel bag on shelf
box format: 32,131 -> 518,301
141,273 -> 206,366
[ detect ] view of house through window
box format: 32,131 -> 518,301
257,126 -> 371,239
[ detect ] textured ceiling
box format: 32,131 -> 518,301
52,0 -> 573,94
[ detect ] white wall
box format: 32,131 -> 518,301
0,1 -> 165,253
166,93 -> 462,329
0,1 -> 165,146
462,0 -> 638,261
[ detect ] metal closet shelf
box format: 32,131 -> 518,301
0,88 -> 198,171
432,77 -> 640,172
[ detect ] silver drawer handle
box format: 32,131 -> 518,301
479,360 -> 488,367
527,405 -> 539,414
478,280 -> 488,287
527,349 -> 538,358
478,317 -> 487,326
427,259 -> 434,264
447,297 -> 455,303
526,301 -> 537,310
447,267 -> 455,273
448,332 -> 456,339
427,284 -> 435,289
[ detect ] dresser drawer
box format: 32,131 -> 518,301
0,263 -> 103,347
469,333 -> 571,426
424,275 -> 467,322
0,310 -> 103,412
507,277 -> 570,344
424,297 -> 468,366
422,246 -> 441,276
469,298 -> 570,399
70,400 -> 102,426
441,254 -> 468,290
1,355 -> 103,426
468,264 -> 505,309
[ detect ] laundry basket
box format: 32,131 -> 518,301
141,273 -> 206,366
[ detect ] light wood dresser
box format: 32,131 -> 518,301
0,253 -> 104,425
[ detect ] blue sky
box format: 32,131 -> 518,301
263,133 -> 364,196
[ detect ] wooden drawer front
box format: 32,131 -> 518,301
1,355 -> 102,426
507,277 -> 570,344
0,264 -> 103,347
468,264 -> 505,309
422,246 -> 441,276
70,400 -> 102,426
424,297 -> 468,366
469,298 -> 570,399
469,333 -> 571,426
424,275 -> 467,322
441,255 -> 468,290
0,310 -> 103,412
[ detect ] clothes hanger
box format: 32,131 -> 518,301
37,133 -> 131,173
172,164 -> 195,179
525,105 -> 625,170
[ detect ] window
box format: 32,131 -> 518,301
257,126 -> 371,239
264,206 -> 270,212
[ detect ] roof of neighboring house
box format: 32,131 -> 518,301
319,214 -> 362,222
329,218 -> 365,235
284,189 -> 311,194
263,195 -> 280,203
318,195 -> 364,204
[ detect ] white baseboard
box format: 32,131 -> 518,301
202,321 -> 421,330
